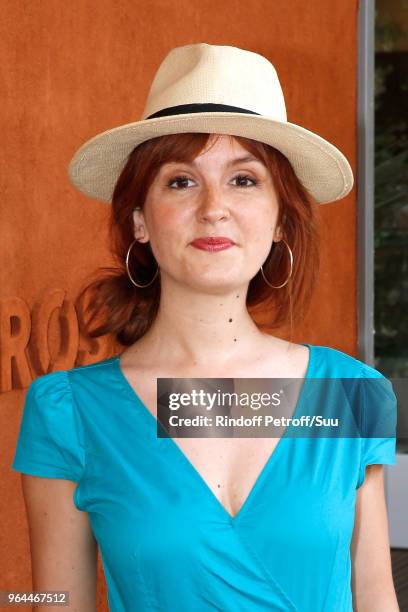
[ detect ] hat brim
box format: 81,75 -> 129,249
68,112 -> 354,205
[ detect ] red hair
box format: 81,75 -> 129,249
77,133 -> 321,346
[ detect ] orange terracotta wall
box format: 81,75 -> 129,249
2,1 -> 358,608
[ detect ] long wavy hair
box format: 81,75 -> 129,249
76,133 -> 321,347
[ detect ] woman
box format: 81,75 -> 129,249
12,43 -> 399,611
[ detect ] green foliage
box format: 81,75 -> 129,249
374,5 -> 408,376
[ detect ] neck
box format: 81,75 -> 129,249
133,276 -> 268,368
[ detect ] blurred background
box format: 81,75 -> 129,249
374,0 -> 408,603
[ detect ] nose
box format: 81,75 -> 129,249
197,183 -> 231,223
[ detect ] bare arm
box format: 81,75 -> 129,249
21,475 -> 97,612
351,464 -> 399,611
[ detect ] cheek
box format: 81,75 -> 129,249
251,216 -> 275,235
147,205 -> 189,257
149,197 -> 191,228
240,206 -> 276,242
249,226 -> 275,260
239,209 -> 277,264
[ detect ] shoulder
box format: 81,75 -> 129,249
307,343 -> 387,379
29,355 -> 118,393
20,355 -> 120,444
27,368 -> 70,401
309,345 -> 396,439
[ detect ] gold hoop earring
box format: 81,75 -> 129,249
260,239 -> 293,289
125,239 -> 159,288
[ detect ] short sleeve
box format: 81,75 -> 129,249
356,365 -> 398,489
12,370 -> 86,483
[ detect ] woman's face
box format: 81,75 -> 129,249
134,134 -> 282,293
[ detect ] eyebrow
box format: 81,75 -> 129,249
165,155 -> 263,168
224,155 -> 262,167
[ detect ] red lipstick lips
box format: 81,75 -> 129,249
190,236 -> 236,252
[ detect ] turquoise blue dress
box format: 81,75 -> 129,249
12,344 -> 397,611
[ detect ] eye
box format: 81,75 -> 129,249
231,175 -> 257,188
167,175 -> 195,189
166,173 -> 258,190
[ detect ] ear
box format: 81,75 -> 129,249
273,225 -> 283,242
132,208 -> 150,243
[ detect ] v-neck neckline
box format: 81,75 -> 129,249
113,343 -> 315,524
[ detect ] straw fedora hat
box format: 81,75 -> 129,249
68,42 -> 354,205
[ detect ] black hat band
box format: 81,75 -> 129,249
146,103 -> 260,120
